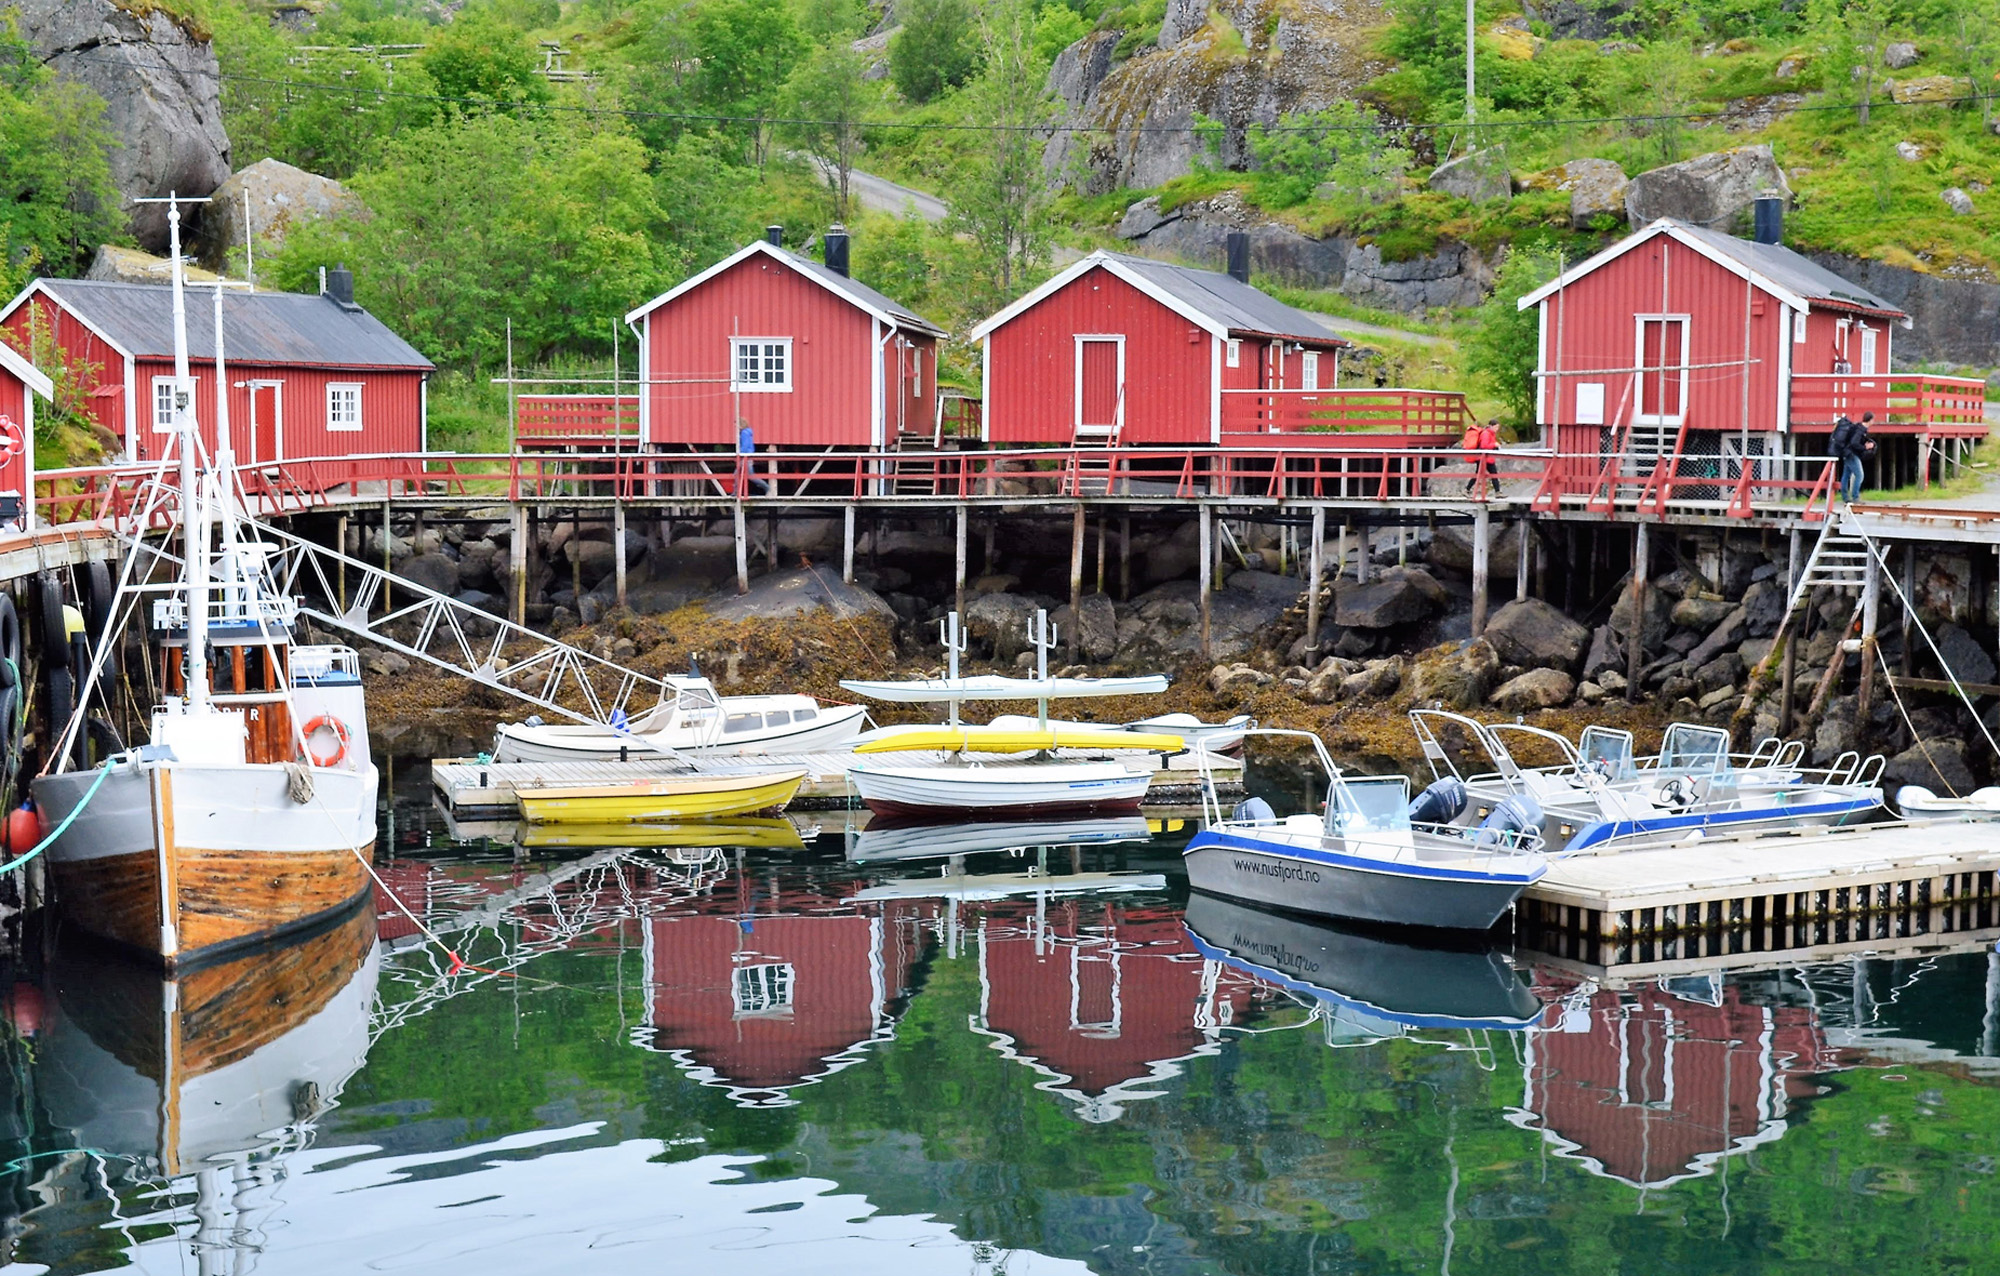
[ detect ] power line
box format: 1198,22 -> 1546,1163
60,45 -> 1997,139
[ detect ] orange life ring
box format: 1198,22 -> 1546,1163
0,416 -> 20,461
302,714 -> 350,767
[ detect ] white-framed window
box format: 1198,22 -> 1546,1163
151,376 -> 193,434
326,382 -> 363,432
1793,311 -> 1808,343
731,337 -> 792,392
731,962 -> 795,1017
1225,338 -> 1242,368
1301,350 -> 1320,391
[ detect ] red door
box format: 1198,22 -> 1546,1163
250,383 -> 281,464
1077,339 -> 1121,438
1637,319 -> 1686,421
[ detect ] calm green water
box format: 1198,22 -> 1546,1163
3,769 -> 2000,1275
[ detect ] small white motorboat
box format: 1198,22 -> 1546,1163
1895,785 -> 2000,820
838,673 -> 1168,703
494,672 -> 867,762
847,755 -> 1156,817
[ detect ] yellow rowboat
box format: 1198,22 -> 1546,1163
517,816 -> 808,851
516,769 -> 809,825
853,727 -> 1185,755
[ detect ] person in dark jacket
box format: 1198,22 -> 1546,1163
1829,411 -> 1875,503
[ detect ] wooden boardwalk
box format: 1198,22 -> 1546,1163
433,748 -> 1240,813
1518,819 -> 2000,970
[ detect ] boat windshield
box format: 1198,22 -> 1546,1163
1579,726 -> 1636,781
1658,723 -> 1730,775
1327,775 -> 1412,837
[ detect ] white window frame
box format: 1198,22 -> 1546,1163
1300,350 -> 1320,391
731,962 -> 796,1018
151,375 -> 193,434
1858,324 -> 1879,379
1632,314 -> 1691,427
730,337 -> 793,392
326,381 -> 363,433
1225,337 -> 1242,368
1793,311 -> 1808,344
1072,334 -> 1126,438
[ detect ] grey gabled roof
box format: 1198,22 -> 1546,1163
1672,223 -> 1905,317
781,249 -> 945,337
23,279 -> 434,369
1097,252 -> 1350,345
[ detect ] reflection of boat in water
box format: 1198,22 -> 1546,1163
518,815 -> 811,852
847,814 -> 1152,862
850,869 -> 1166,901
1182,891 -> 1544,1030
36,903 -> 380,1179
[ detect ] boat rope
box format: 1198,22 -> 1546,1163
1864,528 -> 2000,767
1874,643 -> 1962,799
0,762 -> 113,875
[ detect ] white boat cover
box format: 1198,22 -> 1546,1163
838,674 -> 1169,703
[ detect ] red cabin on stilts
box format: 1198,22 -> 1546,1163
0,341 -> 49,529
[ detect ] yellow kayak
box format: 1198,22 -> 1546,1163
517,769 -> 809,825
517,816 -> 807,851
854,727 -> 1185,754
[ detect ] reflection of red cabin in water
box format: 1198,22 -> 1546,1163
0,342 -> 49,527
972,901 -> 1264,1122
1520,976 -> 1845,1187
639,885 -> 937,1105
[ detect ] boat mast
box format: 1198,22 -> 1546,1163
167,198 -> 211,711
210,281 -> 241,621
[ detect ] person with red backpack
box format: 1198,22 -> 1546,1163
1463,418 -> 1500,497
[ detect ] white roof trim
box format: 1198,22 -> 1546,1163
1516,219 -> 1818,315
968,250 -> 1230,342
623,239 -> 931,334
0,340 -> 52,400
0,279 -> 136,364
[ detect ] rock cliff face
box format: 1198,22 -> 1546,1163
14,0 -> 232,252
1802,251 -> 2000,373
1046,0 -> 1390,193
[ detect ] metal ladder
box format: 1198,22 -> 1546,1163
1785,518 -> 1877,610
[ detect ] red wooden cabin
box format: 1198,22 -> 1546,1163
971,247 -> 1367,448
1522,976 -> 1842,1187
1520,216 -> 1985,490
0,341 -> 49,528
624,230 -> 946,452
0,271 -> 433,468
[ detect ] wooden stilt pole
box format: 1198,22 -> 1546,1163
1094,513 -> 1106,595
1356,523 -> 1372,584
1199,506 -> 1213,662
1471,507 -> 1491,639
511,504 -> 528,626
613,502 -> 628,610
569,509 -> 583,608
955,503 -> 968,622
1857,542 -> 1881,722
1306,505 -> 1326,653
842,505 -> 856,584
335,514 -> 348,612
1515,516 -> 1531,601
382,500 -> 393,616
1900,542 -> 1916,678
733,500 -> 749,595
1069,503 -> 1086,659
1625,521 -> 1649,700
1118,516 -> 1131,601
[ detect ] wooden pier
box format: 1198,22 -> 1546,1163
1517,820 -> 2000,970
432,749 -> 1241,814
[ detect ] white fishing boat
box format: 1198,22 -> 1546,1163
841,611 -> 1175,816
492,671 -> 866,762
1895,785 -> 2000,820
1410,710 -> 1884,853
1181,729 -> 1548,931
30,197 -> 378,968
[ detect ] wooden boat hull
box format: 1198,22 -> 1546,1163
846,759 -> 1152,817
32,760 -> 378,969
516,769 -> 808,824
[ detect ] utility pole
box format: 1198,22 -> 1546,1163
1465,0 -> 1476,126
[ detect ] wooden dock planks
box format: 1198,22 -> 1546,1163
433,749 -> 1240,813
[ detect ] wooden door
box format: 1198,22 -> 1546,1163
1636,318 -> 1686,422
1076,339 -> 1122,439
250,383 -> 281,465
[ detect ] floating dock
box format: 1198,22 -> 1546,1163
1518,819 -> 2000,970
432,749 -> 1240,814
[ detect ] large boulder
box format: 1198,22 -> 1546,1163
1484,598 -> 1590,672
394,552 -> 459,597
703,568 -> 894,621
201,159 -> 365,269
1934,624 -> 1998,687
1683,606 -> 1749,669
965,592 -> 1046,661
1624,145 -> 1791,232
1427,148 -> 1510,203
1521,157 -> 1628,225
1334,567 -> 1447,629
1671,594 -> 1735,630
1075,593 -> 1119,663
1883,738 -> 1978,796
13,0 -> 231,251
1741,579 -> 1788,637
1427,519 -> 1523,574
1889,75 -> 1962,105
1411,639 -> 1500,709
1609,584 -> 1674,654
1583,623 -> 1621,680
85,245 -> 228,286
1491,667 -> 1576,713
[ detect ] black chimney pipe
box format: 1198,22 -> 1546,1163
765,225 -> 784,247
1225,231 -> 1250,284
327,262 -> 355,307
824,224 -> 850,277
1752,197 -> 1783,246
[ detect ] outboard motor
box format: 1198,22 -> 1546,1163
1475,793 -> 1544,850
1406,776 -> 1468,827
1231,796 -> 1277,825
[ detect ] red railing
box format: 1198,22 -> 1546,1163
936,393 -> 981,439
514,394 -> 641,447
30,440 -> 1849,530
1220,388 -> 1473,442
1787,373 -> 1987,435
